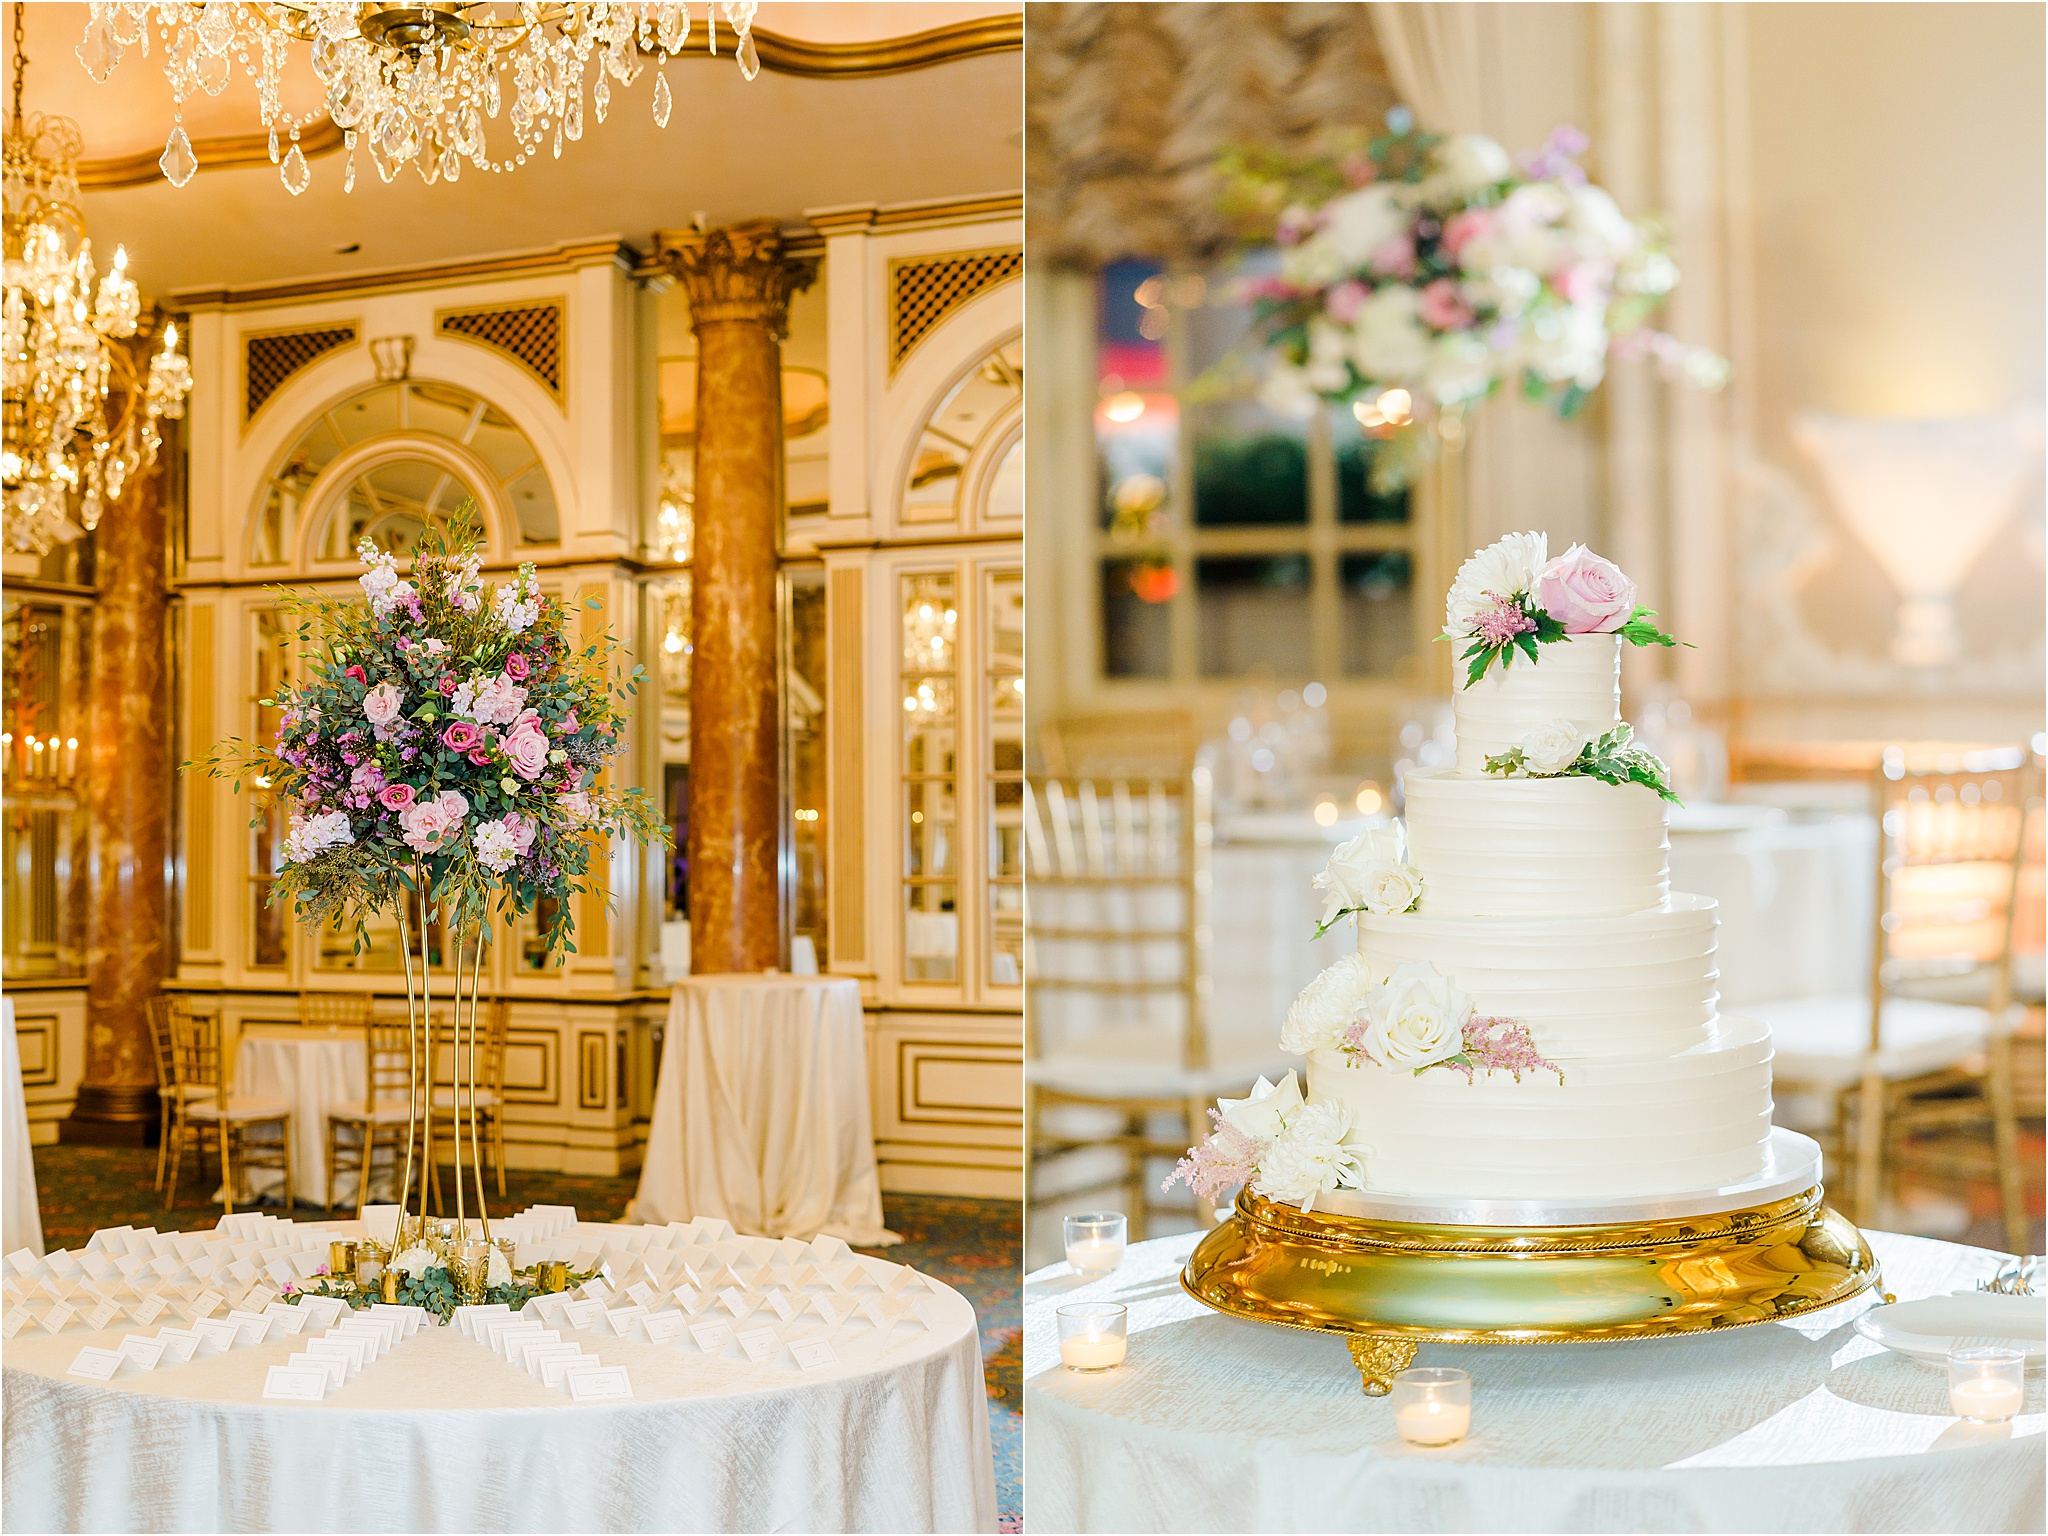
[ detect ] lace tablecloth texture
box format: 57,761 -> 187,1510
1023,1228 -> 2044,1533
631,973 -> 896,1246
3,1232 -> 994,1532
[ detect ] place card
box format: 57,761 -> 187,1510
263,1304 -> 308,1336
261,1365 -> 330,1402
670,1285 -> 705,1317
884,1264 -> 926,1295
3,1306 -> 34,1339
454,1303 -> 512,1340
638,1310 -> 684,1344
46,1250 -> 80,1277
225,1314 -> 272,1347
684,1216 -> 734,1244
154,1328 -> 200,1364
186,1290 -> 225,1322
805,1234 -> 853,1265
687,1319 -> 733,1353
560,1299 -> 604,1331
624,1281 -> 657,1308
304,1334 -> 367,1372
192,1318 -> 242,1353
820,1261 -> 862,1293
602,1306 -> 646,1337
118,1334 -> 167,1370
579,1278 -> 613,1306
762,1288 -> 798,1322
565,1364 -> 633,1402
287,1352 -> 345,1391
41,1301 -> 77,1334
810,1294 -> 847,1328
77,1295 -> 123,1331
67,1346 -> 127,1381
525,1294 -> 569,1326
296,1295 -> 346,1330
716,1288 -> 754,1320
495,1324 -> 546,1363
335,1319 -> 392,1357
735,1326 -> 780,1364
513,1332 -> 564,1371
130,1294 -> 169,1328
540,1351 -> 595,1389
789,1337 -> 839,1372
858,1296 -> 891,1329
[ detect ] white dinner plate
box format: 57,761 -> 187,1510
1852,1294 -> 2047,1367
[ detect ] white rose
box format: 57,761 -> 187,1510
392,1245 -> 435,1280
1444,530 -> 1549,636
1320,185 -> 1408,266
1350,286 -> 1432,383
1426,134 -> 1511,202
1361,863 -> 1423,916
1251,1101 -> 1368,1211
1522,301 -> 1609,389
486,1247 -> 512,1287
1315,827 -> 1403,925
1359,961 -> 1472,1071
1519,719 -> 1585,775
1280,954 -> 1378,1056
1216,1070 -> 1303,1143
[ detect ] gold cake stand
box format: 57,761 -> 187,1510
1181,1129 -> 1884,1394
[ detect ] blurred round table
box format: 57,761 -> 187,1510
1024,1227 -> 2042,1533
234,1032 -> 379,1209
632,973 -> 895,1245
1666,806 -> 1878,1009
2,995 -> 42,1258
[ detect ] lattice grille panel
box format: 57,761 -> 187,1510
437,303 -> 563,394
890,249 -> 1022,370
245,326 -> 357,420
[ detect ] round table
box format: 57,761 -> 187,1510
3,995 -> 43,1258
1023,1228 -> 2043,1533
631,974 -> 895,1246
2,1221 -> 995,1533
233,1032 -> 385,1209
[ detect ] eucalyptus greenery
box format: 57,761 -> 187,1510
1484,722 -> 1681,805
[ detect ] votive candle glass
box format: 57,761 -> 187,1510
1949,1345 -> 2025,1423
1064,1213 -> 1127,1277
1391,1367 -> 1471,1446
1057,1302 -> 1128,1371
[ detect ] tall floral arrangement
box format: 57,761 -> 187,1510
197,517 -> 668,957
1216,112 -> 1728,490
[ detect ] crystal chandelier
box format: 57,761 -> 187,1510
77,3 -> 762,197
3,8 -> 192,554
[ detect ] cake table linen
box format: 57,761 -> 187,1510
3,1249 -> 994,1533
1023,1228 -> 2043,1533
632,974 -> 894,1246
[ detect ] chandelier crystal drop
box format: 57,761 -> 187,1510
79,3 -> 762,198
3,8 -> 191,554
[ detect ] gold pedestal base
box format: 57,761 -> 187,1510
1182,1184 -> 1881,1394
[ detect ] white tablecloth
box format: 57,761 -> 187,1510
1667,809 -> 1878,1009
1209,823 -> 1361,1059
2,1220 -> 995,1533
3,995 -> 43,1258
1024,1228 -> 2043,1533
631,975 -> 895,1246
233,1033 -> 386,1209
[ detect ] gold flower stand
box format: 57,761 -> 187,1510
1181,1128 -> 1883,1394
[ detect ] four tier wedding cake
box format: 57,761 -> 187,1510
1172,532 -> 1774,1208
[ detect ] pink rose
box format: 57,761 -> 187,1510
562,710 -> 579,735
399,790 -> 469,853
378,782 -> 416,813
441,721 -> 482,753
502,652 -> 531,682
1440,208 -> 1497,259
1417,279 -> 1474,331
1324,280 -> 1368,324
469,673 -> 528,725
467,748 -> 493,766
1553,259 -> 1612,307
557,790 -> 592,824
502,813 -> 537,856
1368,235 -> 1416,279
363,682 -> 405,727
344,665 -> 367,684
1537,544 -> 1638,634
499,710 -> 551,781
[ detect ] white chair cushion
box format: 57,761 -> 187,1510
328,1101 -> 415,1125
187,1096 -> 291,1124
430,1088 -> 500,1109
1754,994 -> 1993,1089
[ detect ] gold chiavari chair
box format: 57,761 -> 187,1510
145,995 -> 215,1194
173,1008 -> 295,1214
300,990 -> 372,1032
324,1013 -> 427,1216
431,998 -> 511,1200
1755,749 -> 2037,1250
1025,764 -> 1292,1237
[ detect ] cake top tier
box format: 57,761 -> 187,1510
1453,634 -> 1619,774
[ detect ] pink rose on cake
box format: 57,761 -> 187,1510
1537,543 -> 1637,633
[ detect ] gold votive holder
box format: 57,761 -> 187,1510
328,1241 -> 358,1279
380,1269 -> 399,1304
539,1261 -> 569,1294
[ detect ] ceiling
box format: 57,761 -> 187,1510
5,3 -> 1021,299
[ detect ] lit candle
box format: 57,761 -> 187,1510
1059,1332 -> 1127,1371
1394,1398 -> 1470,1445
1065,1238 -> 1124,1277
1951,1376 -> 2024,1422
1063,1212 -> 1127,1277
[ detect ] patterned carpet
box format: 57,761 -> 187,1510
29,1145 -> 1023,1533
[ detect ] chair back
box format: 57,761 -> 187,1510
1869,749 -> 2038,1048
144,995 -> 179,1095
301,992 -> 371,1031
1024,765 -> 1212,1070
169,1004 -> 228,1095
362,1015 -> 422,1114
1040,710 -> 1197,781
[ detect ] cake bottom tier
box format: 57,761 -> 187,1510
1307,1013 -> 1774,1199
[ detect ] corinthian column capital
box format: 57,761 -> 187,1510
658,217 -> 820,338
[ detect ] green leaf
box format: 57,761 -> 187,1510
1513,630 -> 1540,664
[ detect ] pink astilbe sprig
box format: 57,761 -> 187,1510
1431,1016 -> 1564,1084
1162,1109 -> 1264,1202
1471,594 -> 1537,648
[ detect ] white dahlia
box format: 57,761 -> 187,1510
1280,952 -> 1379,1056
1252,1101 -> 1367,1212
1444,530 -> 1549,637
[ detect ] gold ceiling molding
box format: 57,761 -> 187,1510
173,240 -> 636,313
1027,2 -> 1399,268
73,16 -> 1021,191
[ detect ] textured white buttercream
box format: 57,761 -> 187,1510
1357,894 -> 1720,1060
1402,769 -> 1669,918
1454,632 -> 1621,774
1307,1014 -> 1774,1197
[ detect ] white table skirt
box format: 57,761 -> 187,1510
631,975 -> 894,1246
3,1220 -> 995,1534
3,995 -> 43,1258
1023,1228 -> 2043,1534
1667,810 -> 1877,1009
233,1034 -> 388,1209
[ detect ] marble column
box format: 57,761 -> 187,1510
62,433 -> 171,1145
661,220 -> 817,974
